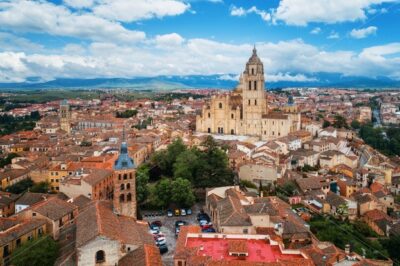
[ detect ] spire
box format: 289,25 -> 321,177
253,44 -> 257,56
114,126 -> 135,170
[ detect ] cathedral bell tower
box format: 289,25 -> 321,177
113,129 -> 137,218
242,46 -> 267,135
60,99 -> 71,134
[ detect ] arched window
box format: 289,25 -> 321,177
119,194 -> 125,202
127,193 -> 132,202
126,183 -> 131,189
231,114 -> 234,119
95,250 -> 105,263
248,81 -> 251,90
129,173 -> 133,179
255,100 -> 257,106
118,174 -> 121,180
208,113 -> 211,118
219,103 -> 223,109
120,184 -> 125,190
254,81 -> 257,90
248,100 -> 251,106
252,68 -> 254,75
123,174 -> 127,180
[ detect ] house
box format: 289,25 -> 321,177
352,191 -> 386,216
118,244 -> 163,266
319,150 -> 346,169
19,197 -> 78,240
337,177 -> 358,198
238,162 -> 278,186
0,169 -> 30,190
75,201 -> 157,266
296,176 -> 330,194
363,209 -> 392,236
15,192 -> 48,213
0,192 -> 19,217
0,218 -> 47,265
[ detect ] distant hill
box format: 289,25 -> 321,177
0,73 -> 399,90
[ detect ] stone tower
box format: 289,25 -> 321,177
242,46 -> 267,135
60,99 -> 71,134
113,129 -> 137,218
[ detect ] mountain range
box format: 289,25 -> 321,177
0,73 -> 399,90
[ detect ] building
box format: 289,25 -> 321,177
59,99 -> 71,134
174,225 -> 313,266
75,201 -> 156,266
113,132 -> 137,219
0,218 -> 47,265
196,47 -> 300,140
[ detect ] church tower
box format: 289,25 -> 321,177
113,129 -> 137,219
59,99 -> 71,134
242,46 -> 267,135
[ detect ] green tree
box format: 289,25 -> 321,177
10,236 -> 59,266
136,164 -> 150,204
153,178 -> 172,208
6,178 -> 34,194
0,153 -> 19,168
152,138 -> 187,177
30,181 -> 50,193
116,109 -> 138,118
240,180 -> 257,189
380,235 -> 400,264
351,120 -> 361,129
333,115 -> 348,129
173,149 -> 201,183
171,178 -> 195,207
323,120 -> 331,128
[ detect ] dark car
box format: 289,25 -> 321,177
151,221 -> 162,227
167,209 -> 173,217
197,213 -> 210,222
186,208 -> 192,215
175,220 -> 187,228
202,228 -> 216,233
159,244 -> 168,254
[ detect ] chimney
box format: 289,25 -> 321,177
345,244 -> 350,255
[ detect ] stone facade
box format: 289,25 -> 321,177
196,48 -> 300,140
59,99 -> 71,134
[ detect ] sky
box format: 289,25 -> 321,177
0,0 -> 399,83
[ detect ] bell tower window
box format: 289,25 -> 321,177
219,103 -> 223,109
254,81 -> 257,90
248,81 -> 251,90
252,68 -> 254,75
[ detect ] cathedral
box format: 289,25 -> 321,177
196,47 -> 300,140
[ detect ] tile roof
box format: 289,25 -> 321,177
16,192 -> 48,206
0,218 -> 46,246
76,201 -> 153,248
118,244 -> 162,266
31,197 -> 77,221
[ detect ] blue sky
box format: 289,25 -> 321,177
0,0 -> 399,83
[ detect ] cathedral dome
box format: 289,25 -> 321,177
245,46 -> 264,74
247,46 -> 263,65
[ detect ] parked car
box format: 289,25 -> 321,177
202,228 -> 216,233
167,209 -> 173,217
159,244 -> 168,254
149,228 -> 159,235
175,220 -> 187,228
174,209 -> 180,216
156,238 -> 167,246
186,208 -> 192,215
150,224 -> 160,231
199,220 -> 208,226
197,213 -> 210,222
201,223 -> 213,230
151,221 -> 162,227
181,209 -> 186,216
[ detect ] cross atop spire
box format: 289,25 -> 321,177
253,44 -> 257,55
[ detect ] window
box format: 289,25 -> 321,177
129,173 -> 133,179
251,68 -> 254,75
95,250 -> 105,264
119,194 -> 125,202
59,219 -> 63,227
255,100 -> 257,105
126,183 -> 131,190
118,174 -> 121,180
120,184 -> 125,190
123,174 -> 127,180
207,128 -> 211,133
127,193 -> 132,202
272,131 -> 275,135
231,113 -> 234,119
248,81 -> 251,90
16,238 -> 21,247
38,228 -> 43,235
248,100 -> 250,106
219,103 -> 223,109
208,113 -> 210,118
254,81 -> 257,90
231,129 -> 234,135
243,229 -> 248,234
32,212 -> 36,217
27,235 -> 32,241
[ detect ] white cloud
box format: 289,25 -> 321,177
1,38 -> 400,82
0,1 -> 145,43
218,74 -> 240,81
265,73 -> 317,82
273,0 -> 396,26
93,0 -> 190,22
327,31 -> 340,39
230,5 -> 271,22
64,0 -> 94,9
155,33 -> 185,48
350,26 -> 378,39
310,27 -> 321,34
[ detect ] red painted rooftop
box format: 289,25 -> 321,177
185,237 -> 303,263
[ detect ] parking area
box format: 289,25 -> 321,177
142,204 -> 203,266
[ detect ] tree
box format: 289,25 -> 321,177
0,153 -> 19,168
153,178 -> 172,208
6,178 -> 34,194
116,109 -> 138,118
240,180 -> 257,189
30,181 -> 50,193
136,164 -> 150,204
380,235 -> 400,264
323,120 -> 331,128
351,120 -> 361,129
10,236 -> 59,266
171,178 -> 195,207
333,115 -> 348,129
